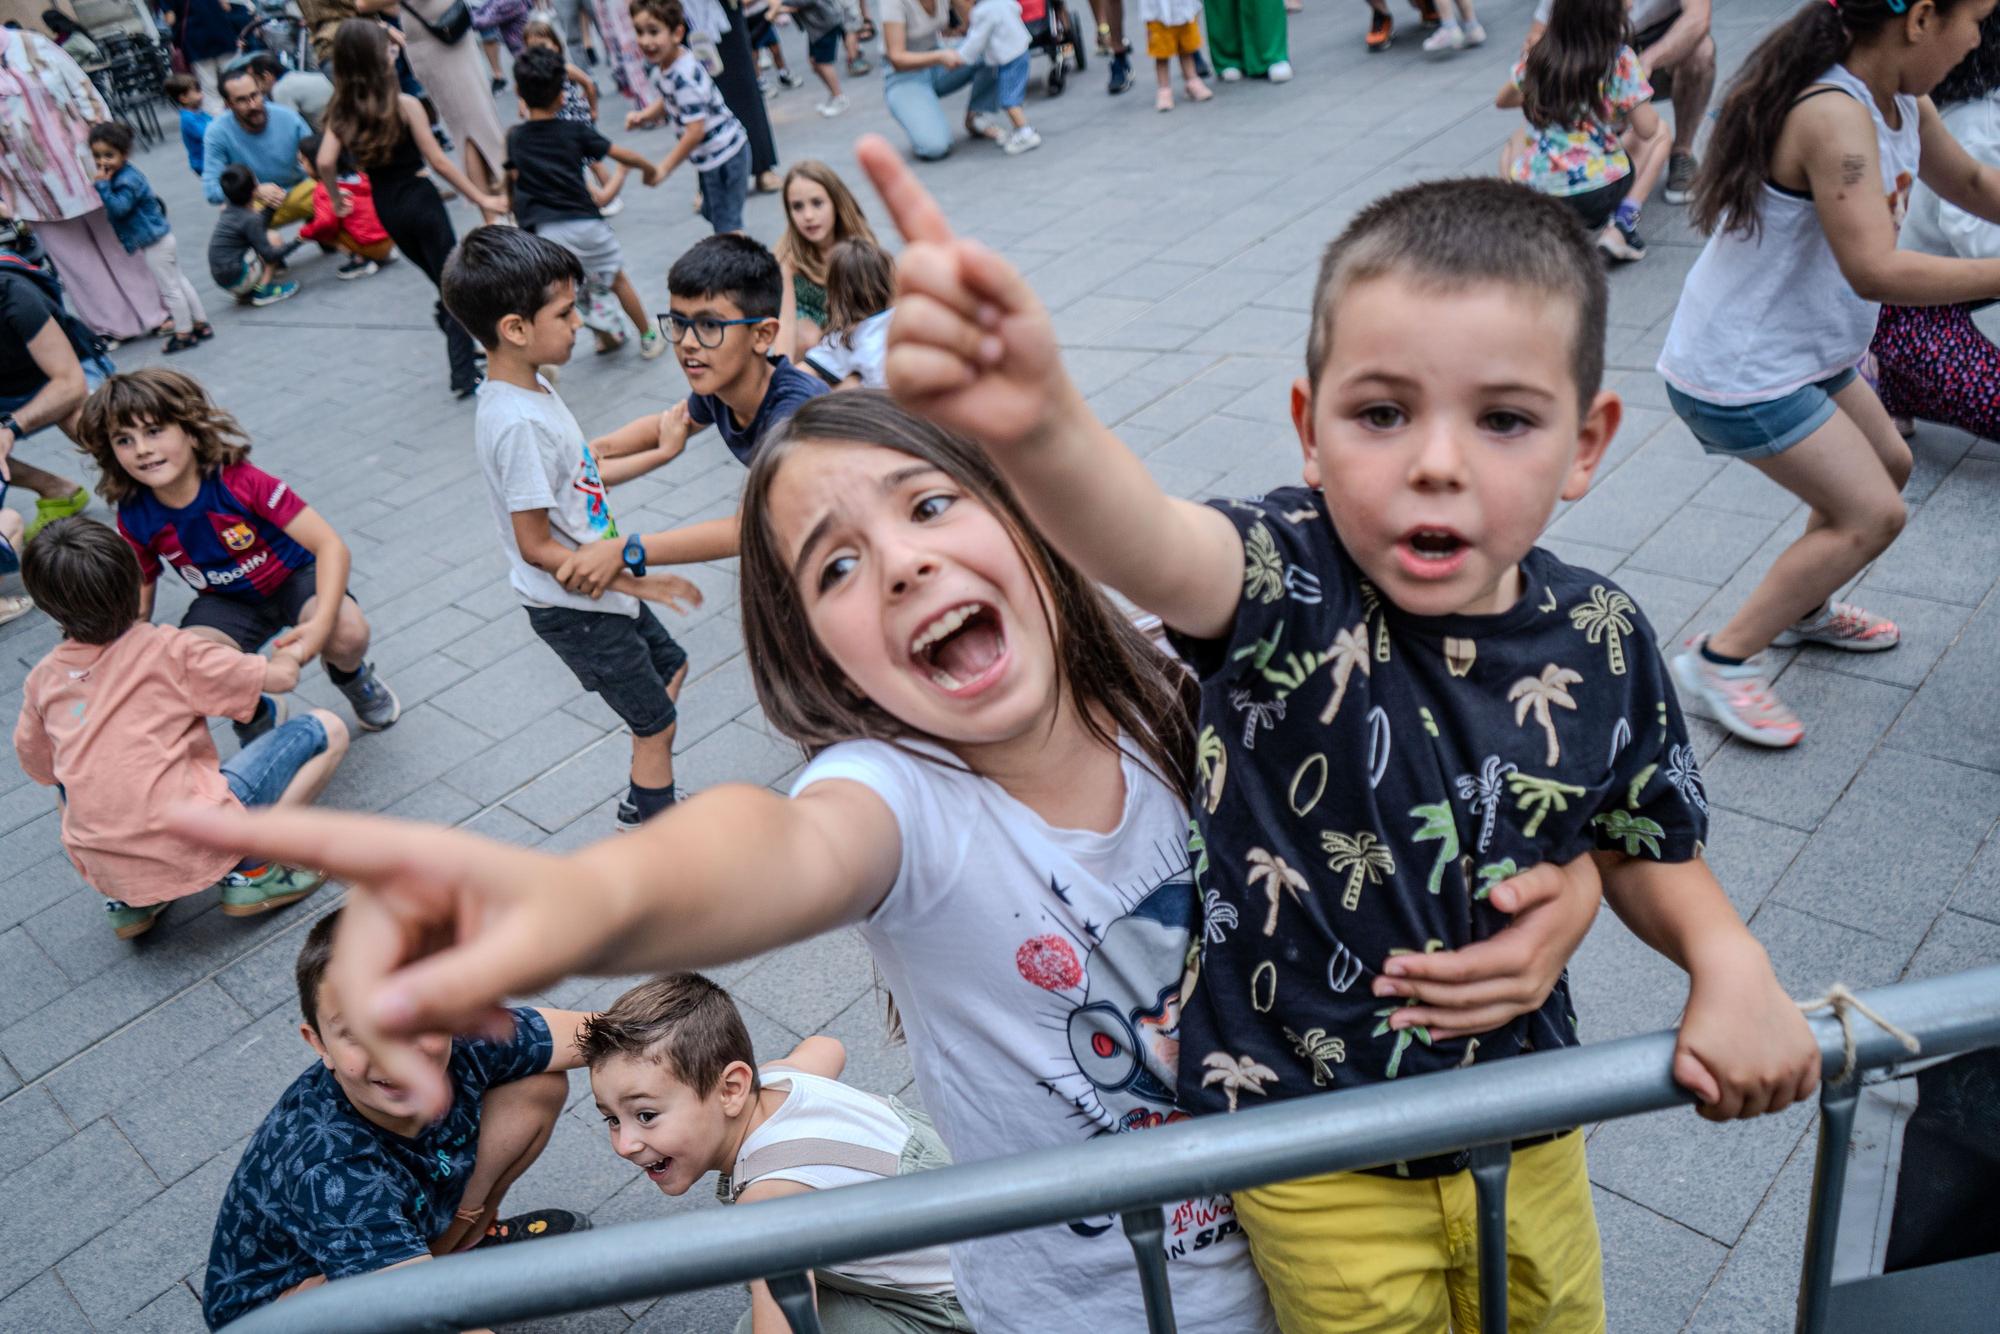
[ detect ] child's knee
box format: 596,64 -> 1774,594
308,708 -> 351,760
1843,495 -> 1907,556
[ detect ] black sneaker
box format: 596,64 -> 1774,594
615,799 -> 643,832
1663,151 -> 1698,205
1107,50 -> 1132,95
474,1209 -> 591,1248
233,693 -> 287,748
1599,217 -> 1647,262
335,662 -> 401,731
337,256 -> 379,280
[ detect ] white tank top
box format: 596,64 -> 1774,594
1657,64 -> 1922,405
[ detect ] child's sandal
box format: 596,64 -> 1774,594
163,333 -> 201,355
193,323 -> 216,342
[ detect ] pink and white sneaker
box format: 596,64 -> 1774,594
1672,638 -> 1805,749
1771,601 -> 1900,653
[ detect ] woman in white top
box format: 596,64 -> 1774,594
878,0 -> 1001,160
1869,11 -> 2000,440
1655,0 -> 2000,750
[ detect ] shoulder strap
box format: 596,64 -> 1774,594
735,1137 -> 903,1188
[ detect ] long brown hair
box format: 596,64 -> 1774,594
774,160 -> 879,290
325,18 -> 403,172
73,368 -> 253,505
738,391 -> 1198,799
824,238 -> 895,337
1521,0 -> 1630,133
1693,0 -> 1974,238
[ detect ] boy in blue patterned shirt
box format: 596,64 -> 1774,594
870,149 -> 1823,1330
201,911 -> 593,1328
625,0 -> 751,234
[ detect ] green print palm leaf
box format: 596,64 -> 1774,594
1569,586 -> 1637,676
1371,1007 -> 1434,1078
1474,858 -> 1519,899
1248,847 -> 1312,935
1508,664 -> 1583,766
1196,725 -> 1227,814
1595,809 -> 1666,857
1187,818 -> 1210,890
1243,523 -> 1286,604
1317,624 -> 1371,724
1409,802 -> 1459,896
1506,773 -> 1589,838
1321,831 -> 1395,910
1201,1051 -> 1278,1112
1260,650 -> 1325,698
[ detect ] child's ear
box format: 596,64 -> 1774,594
752,317 -> 779,353
300,1021 -> 332,1067
1561,389 -> 1622,502
1290,376 -> 1322,491
717,1060 -> 758,1115
497,311 -> 531,349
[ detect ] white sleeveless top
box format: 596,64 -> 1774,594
728,1066 -> 957,1294
1658,64 -> 1921,405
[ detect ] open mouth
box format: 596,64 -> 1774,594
908,601 -> 1007,693
679,354 -> 709,377
1398,527 -> 1470,576
641,1156 -> 671,1180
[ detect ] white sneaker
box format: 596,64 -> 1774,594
968,111 -> 1002,139
1220,66 -> 1243,82
1462,20 -> 1486,45
1769,600 -> 1901,652
818,94 -> 849,116
1422,21 -> 1465,52
1266,60 -> 1293,82
1672,639 -> 1804,749
1003,125 -> 1042,154
600,196 -> 624,218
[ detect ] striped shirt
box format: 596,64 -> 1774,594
648,50 -> 747,173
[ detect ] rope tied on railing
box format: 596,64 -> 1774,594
1798,983 -> 1922,1084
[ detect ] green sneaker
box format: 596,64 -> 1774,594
219,862 -> 326,917
105,899 -> 169,939
25,485 -> 89,540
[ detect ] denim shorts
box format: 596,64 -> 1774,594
1665,367 -> 1858,460
222,714 -> 329,808
527,603 -> 689,737
698,145 -> 751,234
995,52 -> 1030,110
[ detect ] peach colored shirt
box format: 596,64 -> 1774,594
13,623 -> 265,904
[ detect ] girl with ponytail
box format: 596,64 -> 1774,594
1657,0 -> 1995,749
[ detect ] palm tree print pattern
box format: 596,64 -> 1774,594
1321,831 -> 1395,910
1409,802 -> 1459,895
1244,523 -> 1286,603
1454,756 -> 1517,854
1569,585 -> 1637,675
1508,664 -> 1583,766
1201,1052 -> 1278,1112
1247,847 -> 1312,935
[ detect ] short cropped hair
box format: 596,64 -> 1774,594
578,973 -> 758,1097
1306,177 -> 1607,408
441,224 -> 586,349
244,51 -> 285,82
667,234 -> 782,321
296,910 -> 339,1034
629,0 -> 686,32
218,162 -> 257,207
513,44 -> 568,111
20,518 -> 142,646
163,72 -> 201,102
87,121 -> 134,155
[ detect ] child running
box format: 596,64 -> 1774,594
14,518 -> 344,940
804,237 -> 894,389
521,16 -> 622,212
626,0 -> 753,235
774,158 -> 880,355
866,139 -> 1820,1327
181,387 -> 1610,1333
1498,0 -> 1669,263
73,369 -> 401,742
1659,0 -> 2000,746
88,121 -> 214,353
585,974 -> 970,1332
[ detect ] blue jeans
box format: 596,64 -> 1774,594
884,62 -> 1000,160
995,53 -> 1030,111
698,145 -> 752,233
222,714 -> 329,808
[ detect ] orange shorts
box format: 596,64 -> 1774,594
1147,19 -> 1202,59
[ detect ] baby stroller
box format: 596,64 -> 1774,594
1021,0 -> 1085,96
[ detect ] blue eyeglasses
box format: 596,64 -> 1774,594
657,313 -> 764,348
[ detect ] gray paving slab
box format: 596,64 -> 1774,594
1594,1187 -> 1728,1334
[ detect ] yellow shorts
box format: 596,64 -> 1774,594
1147,19 -> 1202,59
270,179 -> 317,229
1234,1131 -> 1606,1333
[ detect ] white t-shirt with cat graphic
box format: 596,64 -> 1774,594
792,738 -> 1276,1333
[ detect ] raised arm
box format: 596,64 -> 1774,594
858,135 -> 1244,638
400,95 -> 507,214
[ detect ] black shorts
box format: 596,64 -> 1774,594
1636,15 -> 1677,98
808,24 -> 844,65
526,603 -> 689,737
180,564 -> 354,651
1559,172 -> 1634,231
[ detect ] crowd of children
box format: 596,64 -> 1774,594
5,0 -> 1997,1328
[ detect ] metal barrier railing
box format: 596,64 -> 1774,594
227,965 -> 2000,1334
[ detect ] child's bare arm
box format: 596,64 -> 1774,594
588,162 -> 630,207
639,514 -> 740,565
574,67 -> 598,119
624,98 -> 667,130
138,578 -> 157,623
262,644 -> 302,695
175,778 -> 906,1118
1601,855 -> 1820,1120
271,506 -> 351,665
859,136 -> 1244,640
654,121 -> 706,179
591,404 -> 690,460
778,1035 -> 847,1080
737,1181 -> 820,1334
534,1007 -> 597,1071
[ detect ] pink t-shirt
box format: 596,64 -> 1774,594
13,623 -> 266,903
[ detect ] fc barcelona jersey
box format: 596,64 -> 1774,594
117,462 -> 312,600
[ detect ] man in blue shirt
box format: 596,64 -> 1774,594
201,67 -> 315,229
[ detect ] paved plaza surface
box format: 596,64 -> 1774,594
4,0 -> 1999,1327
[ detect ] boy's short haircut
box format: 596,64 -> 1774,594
825,238 -> 894,335
629,0 -> 686,32
295,909 -> 340,1035
579,973 -> 758,1096
87,121 -> 135,155
76,368 -> 254,506
667,234 -> 782,322
513,44 -> 568,111
20,517 -> 143,646
245,51 -> 285,82
1307,177 -> 1608,409
219,163 -> 258,208
163,72 -> 201,102
441,223 -> 587,349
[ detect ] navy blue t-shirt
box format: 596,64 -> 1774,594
201,1009 -> 554,1329
686,354 -> 827,466
1169,488 -> 1706,1136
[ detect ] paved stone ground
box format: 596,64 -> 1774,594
2,0 -> 1998,1327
